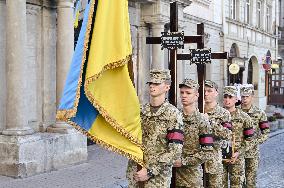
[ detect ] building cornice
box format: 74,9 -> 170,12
133,0 -> 191,7
225,35 -> 277,51
226,17 -> 278,39
184,14 -> 222,30
192,0 -> 211,7
27,0 -> 57,8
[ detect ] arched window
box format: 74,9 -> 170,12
228,43 -> 243,85
247,59 -> 253,84
229,43 -> 239,58
266,50 -> 272,64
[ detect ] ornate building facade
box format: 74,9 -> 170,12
129,0 -> 278,109
0,0 -> 279,178
0,0 -> 87,178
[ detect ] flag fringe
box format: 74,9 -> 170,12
84,55 -> 144,149
56,0 -> 96,121
67,120 -> 144,166
57,0 -> 144,166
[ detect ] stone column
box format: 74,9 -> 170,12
151,24 -> 165,69
2,0 -> 34,135
47,0 -> 74,133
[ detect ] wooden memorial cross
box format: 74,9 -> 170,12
177,23 -> 228,187
177,23 -> 228,112
146,1 -> 202,106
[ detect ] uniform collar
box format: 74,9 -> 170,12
206,104 -> 220,115
241,105 -> 257,113
142,100 -> 169,117
183,109 -> 199,121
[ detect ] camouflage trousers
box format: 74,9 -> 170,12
176,165 -> 203,188
126,160 -> 172,188
222,157 -> 245,188
205,148 -> 223,188
244,156 -> 259,188
207,172 -> 223,188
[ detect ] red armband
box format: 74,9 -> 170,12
259,121 -> 269,132
244,127 -> 254,139
199,134 -> 214,147
222,121 -> 232,130
167,129 -> 184,144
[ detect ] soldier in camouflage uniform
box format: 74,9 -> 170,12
173,79 -> 214,188
204,80 -> 233,188
240,86 -> 269,188
126,69 -> 184,188
222,86 -> 255,188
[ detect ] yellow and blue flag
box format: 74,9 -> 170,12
57,0 -> 143,165
73,0 -> 81,28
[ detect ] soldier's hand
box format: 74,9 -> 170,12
173,160 -> 182,167
230,151 -> 239,164
134,168 -> 149,182
203,113 -> 209,119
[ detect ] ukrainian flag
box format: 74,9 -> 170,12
57,0 -> 143,165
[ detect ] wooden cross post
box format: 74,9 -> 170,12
177,23 -> 228,187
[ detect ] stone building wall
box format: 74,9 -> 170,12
0,0 -> 87,178
0,0 -> 279,132
223,0 -> 278,109
0,0 -> 6,132
0,0 -> 57,132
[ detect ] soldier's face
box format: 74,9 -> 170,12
241,95 -> 253,106
180,87 -> 199,106
149,82 -> 170,97
223,95 -> 237,108
204,86 -> 218,103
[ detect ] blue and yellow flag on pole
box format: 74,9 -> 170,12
57,0 -> 143,165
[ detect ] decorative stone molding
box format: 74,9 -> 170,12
57,0 -> 73,7
266,0 -> 272,5
27,4 -> 41,15
141,1 -> 169,25
135,0 -> 191,7
226,17 -> 278,39
141,0 -> 189,26
170,0 -> 192,7
27,0 -> 57,8
192,0 -> 211,6
132,0 -> 157,3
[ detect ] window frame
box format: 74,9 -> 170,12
245,0 -> 251,24
266,5 -> 271,32
256,0 -> 262,28
230,0 -> 237,20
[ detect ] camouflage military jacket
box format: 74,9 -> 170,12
206,105 -> 232,148
230,108 -> 255,157
176,110 -> 214,187
141,101 -> 184,176
241,105 -> 269,158
205,105 -> 232,174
